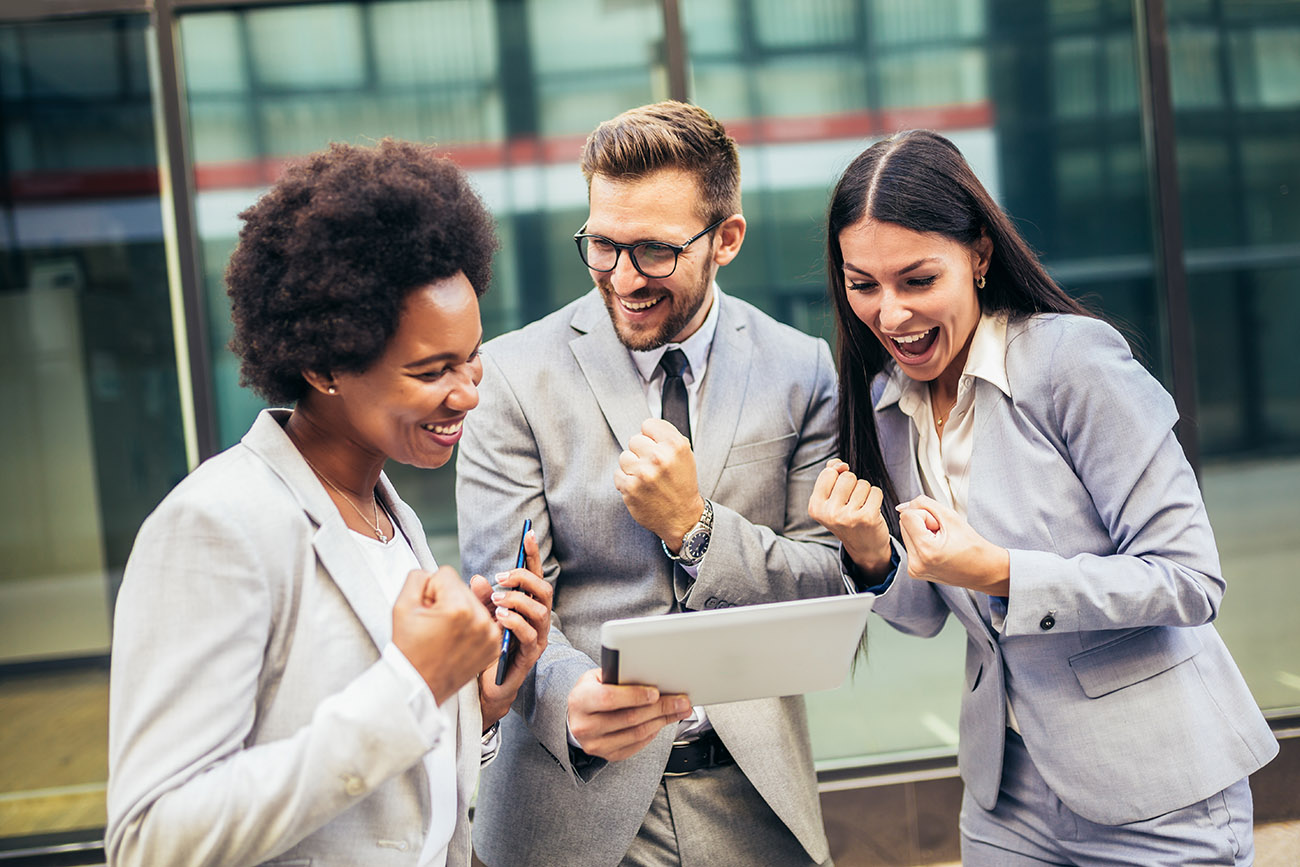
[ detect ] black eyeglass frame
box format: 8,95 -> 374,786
573,215 -> 729,279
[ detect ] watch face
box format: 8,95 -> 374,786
683,530 -> 711,561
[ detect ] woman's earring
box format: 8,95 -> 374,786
327,386 -> 338,395
975,274 -> 986,289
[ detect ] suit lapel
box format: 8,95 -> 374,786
951,383 -> 1005,637
694,295 -> 752,498
311,525 -> 394,651
242,409 -> 395,653
569,291 -> 654,449
876,397 -> 989,633
875,400 -> 919,502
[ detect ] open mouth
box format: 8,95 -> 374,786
891,327 -> 938,358
422,420 -> 463,436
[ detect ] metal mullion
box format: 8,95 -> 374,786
169,0 -> 335,9
154,0 -> 218,464
662,0 -> 688,102
0,0 -> 149,23
1135,0 -> 1200,475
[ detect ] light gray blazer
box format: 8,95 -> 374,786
870,314 -> 1277,825
456,289 -> 845,867
107,409 -> 484,867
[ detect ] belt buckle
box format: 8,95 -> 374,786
663,738 -> 704,777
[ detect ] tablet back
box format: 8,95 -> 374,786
599,593 -> 873,706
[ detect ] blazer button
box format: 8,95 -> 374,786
1039,614 -> 1056,631
343,773 -> 365,796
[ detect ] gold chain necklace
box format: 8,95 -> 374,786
931,389 -> 956,430
301,455 -> 388,542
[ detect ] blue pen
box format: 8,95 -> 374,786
494,518 -> 532,686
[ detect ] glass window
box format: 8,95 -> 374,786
181,0 -> 668,566
0,13 -> 186,841
248,6 -> 368,90
527,0 -> 664,137
753,0 -> 856,48
1169,0 -> 1300,717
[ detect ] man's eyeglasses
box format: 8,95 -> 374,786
573,216 -> 727,279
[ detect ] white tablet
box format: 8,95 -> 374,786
599,593 -> 873,706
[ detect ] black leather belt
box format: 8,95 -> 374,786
664,730 -> 734,777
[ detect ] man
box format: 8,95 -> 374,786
457,101 -> 843,866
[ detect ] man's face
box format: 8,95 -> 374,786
584,168 -> 720,350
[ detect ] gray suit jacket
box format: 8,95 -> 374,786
107,409 -> 484,866
870,314 -> 1278,825
457,289 -> 844,866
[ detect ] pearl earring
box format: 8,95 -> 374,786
327,386 -> 338,395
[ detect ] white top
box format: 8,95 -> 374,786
884,311 -> 1022,732
353,527 -> 457,867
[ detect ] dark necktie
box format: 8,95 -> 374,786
659,348 -> 691,444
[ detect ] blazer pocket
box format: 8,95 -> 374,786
723,433 -> 795,468
1068,625 -> 1203,699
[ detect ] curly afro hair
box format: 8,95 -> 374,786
226,138 -> 498,405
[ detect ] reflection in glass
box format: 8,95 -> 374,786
0,13 -> 185,840
180,0 -> 665,564
1168,0 -> 1300,720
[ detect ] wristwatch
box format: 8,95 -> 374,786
481,720 -> 501,745
662,499 -> 713,567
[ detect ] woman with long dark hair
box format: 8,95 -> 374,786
809,130 -> 1275,864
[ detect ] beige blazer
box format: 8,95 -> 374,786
107,409 -> 483,866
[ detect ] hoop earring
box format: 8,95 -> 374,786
975,274 -> 986,289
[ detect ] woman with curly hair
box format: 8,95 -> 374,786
106,139 -> 552,867
808,130 -> 1275,864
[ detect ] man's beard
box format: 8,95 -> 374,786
598,264 -> 712,351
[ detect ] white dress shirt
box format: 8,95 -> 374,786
882,311 -> 1022,731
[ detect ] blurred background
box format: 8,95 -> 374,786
1,0 -> 1297,863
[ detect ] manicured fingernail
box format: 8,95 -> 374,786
491,590 -> 505,603
495,606 -> 508,618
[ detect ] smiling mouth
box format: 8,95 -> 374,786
422,420 -> 463,436
891,327 -> 938,357
619,295 -> 663,312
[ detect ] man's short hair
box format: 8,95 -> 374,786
580,100 -> 740,224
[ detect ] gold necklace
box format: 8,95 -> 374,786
302,456 -> 388,542
931,388 -> 956,429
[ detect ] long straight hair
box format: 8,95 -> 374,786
826,130 -> 1093,526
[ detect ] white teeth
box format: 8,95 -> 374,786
621,297 -> 660,311
424,421 -> 463,435
892,329 -> 935,345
